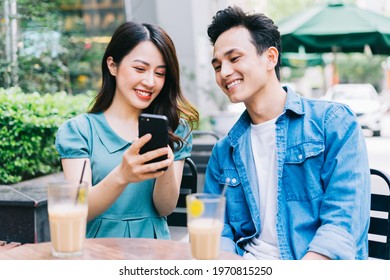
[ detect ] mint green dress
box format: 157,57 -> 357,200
55,113 -> 192,239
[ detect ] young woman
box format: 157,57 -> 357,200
55,21 -> 199,239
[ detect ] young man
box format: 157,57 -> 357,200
204,6 -> 370,260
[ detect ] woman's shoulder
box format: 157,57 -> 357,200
60,112 -> 88,126
174,118 -> 191,136
179,117 -> 189,126
56,113 -> 98,143
58,113 -> 99,132
55,113 -> 96,158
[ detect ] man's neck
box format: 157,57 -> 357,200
245,82 -> 287,125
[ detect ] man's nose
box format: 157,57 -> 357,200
220,63 -> 233,78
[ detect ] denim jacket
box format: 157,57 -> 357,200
204,87 -> 370,260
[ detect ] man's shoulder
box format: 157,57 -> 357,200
300,95 -> 352,116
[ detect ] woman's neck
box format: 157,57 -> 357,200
103,99 -> 141,142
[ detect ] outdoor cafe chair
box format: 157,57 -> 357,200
191,130 -> 219,175
368,168 -> 390,260
167,157 -> 198,227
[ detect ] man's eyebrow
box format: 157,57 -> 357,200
132,59 -> 166,68
211,48 -> 237,64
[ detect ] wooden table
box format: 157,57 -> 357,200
0,240 -> 21,251
0,238 -> 242,260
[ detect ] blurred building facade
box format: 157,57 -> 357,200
1,0 -> 389,115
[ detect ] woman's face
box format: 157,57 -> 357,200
107,41 -> 166,111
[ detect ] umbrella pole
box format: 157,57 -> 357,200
321,66 -> 327,95
332,46 -> 339,85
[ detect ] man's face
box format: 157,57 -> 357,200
211,26 -> 272,104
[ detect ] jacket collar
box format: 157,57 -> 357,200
283,86 -> 304,116
227,86 -> 304,145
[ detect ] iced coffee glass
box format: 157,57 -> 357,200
186,193 -> 225,260
47,180 -> 88,257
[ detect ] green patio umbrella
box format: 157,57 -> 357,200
282,52 -> 324,68
278,1 -> 390,55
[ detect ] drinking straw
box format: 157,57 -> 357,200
79,160 -> 87,184
221,177 -> 230,196
215,177 -> 230,220
75,160 -> 87,205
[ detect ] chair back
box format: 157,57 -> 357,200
369,168 -> 390,259
191,131 -> 219,174
167,157 -> 198,227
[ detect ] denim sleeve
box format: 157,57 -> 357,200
204,143 -> 237,254
308,103 -> 370,259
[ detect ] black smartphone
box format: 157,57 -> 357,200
138,113 -> 169,170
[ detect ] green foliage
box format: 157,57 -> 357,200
268,0 -> 359,21
0,87 -> 93,184
268,0 -> 318,22
0,0 -> 107,94
17,52 -> 69,93
337,54 -> 386,91
65,39 -> 107,94
17,0 -> 63,27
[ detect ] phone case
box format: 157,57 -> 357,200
138,113 -> 169,170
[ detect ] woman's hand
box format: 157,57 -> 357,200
115,133 -> 173,184
61,133 -> 175,221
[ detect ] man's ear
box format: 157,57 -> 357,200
107,56 -> 117,76
266,47 -> 279,70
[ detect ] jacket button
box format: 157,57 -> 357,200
231,178 -> 237,184
298,154 -> 303,160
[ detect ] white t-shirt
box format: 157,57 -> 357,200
244,117 -> 280,260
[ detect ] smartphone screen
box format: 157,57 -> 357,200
138,113 -> 169,170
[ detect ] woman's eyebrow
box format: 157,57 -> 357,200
132,59 -> 166,68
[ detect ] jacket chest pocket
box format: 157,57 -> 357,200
283,141 -> 325,201
219,169 -> 251,222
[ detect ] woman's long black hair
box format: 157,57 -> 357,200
89,21 -> 198,150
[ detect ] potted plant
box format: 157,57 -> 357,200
202,81 -> 243,137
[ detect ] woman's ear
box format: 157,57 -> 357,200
266,47 -> 279,71
107,56 -> 117,76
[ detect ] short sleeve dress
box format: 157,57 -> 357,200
55,112 -> 192,239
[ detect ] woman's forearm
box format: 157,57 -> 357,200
153,160 -> 184,216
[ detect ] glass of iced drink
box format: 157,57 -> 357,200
186,193 -> 225,260
47,180 -> 88,257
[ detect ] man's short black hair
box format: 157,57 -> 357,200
207,6 -> 282,80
